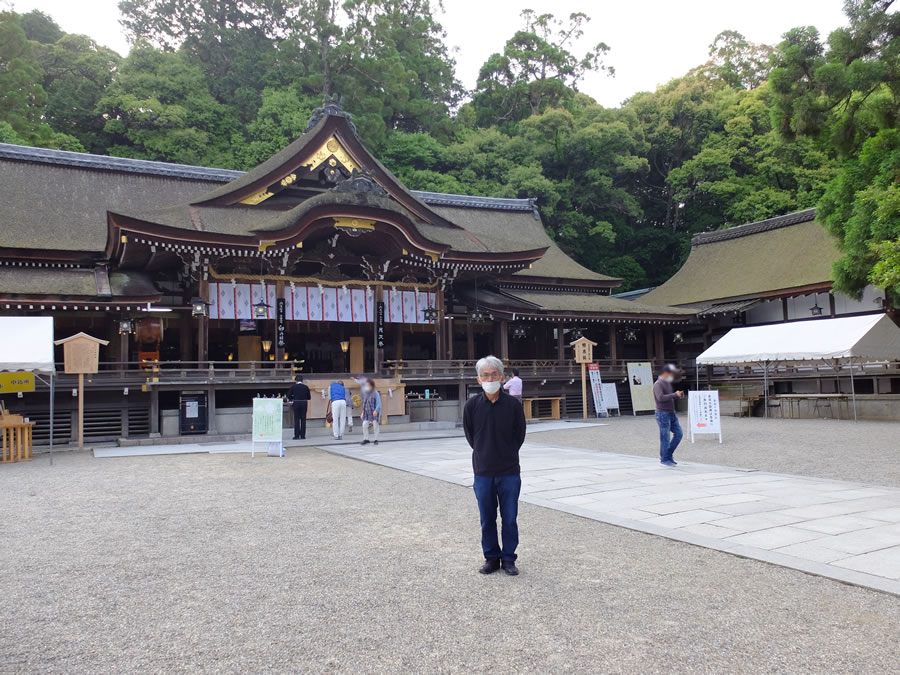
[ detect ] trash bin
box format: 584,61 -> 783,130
179,391 -> 208,435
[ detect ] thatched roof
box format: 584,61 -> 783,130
0,267 -> 159,300
505,289 -> 696,318
640,210 -> 839,307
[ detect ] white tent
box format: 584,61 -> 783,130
0,317 -> 57,460
696,314 -> 900,421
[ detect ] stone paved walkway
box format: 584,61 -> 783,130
325,437 -> 900,595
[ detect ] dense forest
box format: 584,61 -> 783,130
0,0 -> 897,300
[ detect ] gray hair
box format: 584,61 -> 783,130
475,355 -> 504,377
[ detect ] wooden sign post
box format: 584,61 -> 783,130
54,333 -> 109,449
570,336 -> 598,419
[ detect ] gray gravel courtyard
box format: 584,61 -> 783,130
532,416 -> 900,487
2,448 -> 900,673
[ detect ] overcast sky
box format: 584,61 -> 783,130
8,0 -> 849,107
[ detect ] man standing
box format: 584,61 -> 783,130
463,355 -> 527,576
654,364 -> 684,466
502,368 -> 523,400
287,375 -> 311,440
329,380 -> 348,440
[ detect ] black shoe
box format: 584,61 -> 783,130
501,561 -> 519,576
479,559 -> 501,575
373,440 -> 378,446
661,460 -> 677,467
361,439 -> 370,445
292,436 -> 300,440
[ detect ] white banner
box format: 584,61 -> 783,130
588,363 -> 605,416
207,283 -> 431,324
688,390 -> 722,443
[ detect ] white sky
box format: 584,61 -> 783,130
8,0 -> 849,107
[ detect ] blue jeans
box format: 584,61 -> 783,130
655,411 -> 683,462
473,474 -> 521,562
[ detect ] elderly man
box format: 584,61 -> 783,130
463,355 -> 527,576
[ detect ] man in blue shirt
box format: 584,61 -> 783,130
328,380 -> 348,440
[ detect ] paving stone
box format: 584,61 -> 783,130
641,510 -> 730,528
831,546 -> 900,579
678,523 -> 745,540
724,526 -> 825,550
774,541 -> 850,564
792,515 -> 887,535
813,527 -> 900,555
712,512 -> 806,533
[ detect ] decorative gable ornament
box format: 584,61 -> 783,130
305,93 -> 358,135
332,168 -> 388,197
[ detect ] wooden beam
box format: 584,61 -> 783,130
498,319 -> 509,360
557,322 -> 565,360
466,320 -> 474,360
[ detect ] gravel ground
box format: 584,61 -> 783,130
2,449 -> 900,673
532,416 -> 900,487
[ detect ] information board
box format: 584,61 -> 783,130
0,372 -> 35,393
688,390 -> 722,443
252,397 -> 283,457
587,363 -> 606,416
627,362 -> 655,414
600,383 -> 620,414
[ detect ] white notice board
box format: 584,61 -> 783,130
252,398 -> 284,457
588,363 -> 606,416
600,383 -> 620,415
627,362 -> 655,414
688,390 -> 722,443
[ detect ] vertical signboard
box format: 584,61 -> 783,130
276,298 -> 286,348
587,363 -> 606,416
252,397 -> 283,457
376,301 -> 386,349
688,390 -> 722,443
600,383 -> 620,415
626,362 -> 655,415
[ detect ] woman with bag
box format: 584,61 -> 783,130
360,379 -> 382,446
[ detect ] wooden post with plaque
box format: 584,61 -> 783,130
570,336 -> 598,420
54,333 -> 109,449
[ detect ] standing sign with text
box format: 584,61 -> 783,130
688,390 -> 722,443
376,301 -> 386,349
252,397 -> 284,457
626,362 -> 655,414
600,383 -> 620,415
587,363 -> 606,416
276,298 -> 286,348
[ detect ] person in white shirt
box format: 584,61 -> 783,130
503,368 -> 523,400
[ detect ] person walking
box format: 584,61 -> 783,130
502,368 -> 523,400
329,380 -> 348,440
463,355 -> 527,576
287,375 -> 311,440
654,364 -> 684,466
359,378 -> 382,446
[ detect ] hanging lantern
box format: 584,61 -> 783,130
253,300 -> 270,318
512,326 -> 527,339
423,306 -> 439,322
468,308 -> 492,323
117,319 -> 134,335
673,332 -> 684,343
624,328 -> 638,342
190,297 -> 210,317
809,302 -> 823,316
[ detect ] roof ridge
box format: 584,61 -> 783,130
692,208 -> 818,245
0,143 -> 535,212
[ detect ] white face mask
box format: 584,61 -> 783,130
481,381 -> 501,395
363,386 -> 372,393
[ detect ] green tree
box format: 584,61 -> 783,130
19,9 -> 63,44
0,12 -> 48,141
98,43 -> 241,166
473,10 -> 612,127
35,34 -> 121,153
699,30 -> 774,90
240,86 -> 318,167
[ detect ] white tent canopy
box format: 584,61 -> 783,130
696,314 -> 900,366
0,316 -> 55,373
695,314 -> 900,422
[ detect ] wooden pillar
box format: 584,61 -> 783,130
179,311 -> 193,364
655,326 -> 665,363
557,323 -> 565,361
645,328 -> 654,363
446,318 -> 454,360
466,320 -> 475,360
608,325 -> 618,362
119,319 -> 130,370
198,280 -> 209,365
782,297 -> 789,322
498,319 -> 509,360
829,294 -> 836,317
207,385 -> 217,434
394,324 -> 404,361
374,286 -> 384,375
